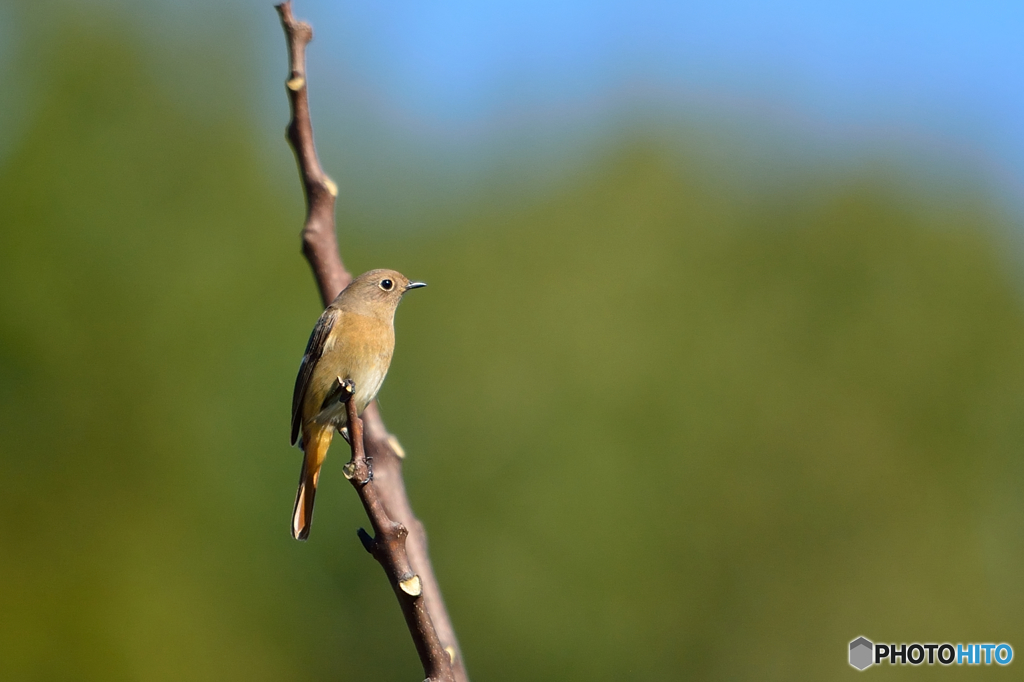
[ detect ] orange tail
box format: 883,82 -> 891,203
291,426 -> 333,540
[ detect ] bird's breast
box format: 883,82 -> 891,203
303,312 -> 395,428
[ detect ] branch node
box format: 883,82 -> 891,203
286,75 -> 306,91
399,574 -> 423,597
380,520 -> 408,542
342,461 -> 357,480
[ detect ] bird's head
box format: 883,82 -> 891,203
336,268 -> 426,319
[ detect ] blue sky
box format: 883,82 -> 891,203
250,0 -> 1024,213
310,1 -> 1022,131
5,1 -> 1024,215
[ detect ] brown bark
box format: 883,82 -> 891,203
275,3 -> 466,680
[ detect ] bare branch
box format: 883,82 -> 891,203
363,404 -> 467,678
342,390 -> 454,682
275,1 -> 350,305
275,3 -> 467,680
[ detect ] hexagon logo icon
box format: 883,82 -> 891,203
850,637 -> 873,670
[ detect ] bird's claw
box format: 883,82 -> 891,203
321,376 -> 356,412
334,376 -> 355,402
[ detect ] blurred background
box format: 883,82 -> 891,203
2,0 -> 1023,679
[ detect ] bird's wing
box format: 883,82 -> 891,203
291,306 -> 340,445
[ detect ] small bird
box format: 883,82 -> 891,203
290,268 -> 426,540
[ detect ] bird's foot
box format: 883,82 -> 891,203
340,377 -> 355,399
323,376 -> 356,411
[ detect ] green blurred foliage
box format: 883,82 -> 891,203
2,10 -> 1024,682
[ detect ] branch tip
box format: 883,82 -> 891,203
357,528 -> 375,553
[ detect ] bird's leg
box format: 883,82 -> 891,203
337,377 -> 357,445
340,378 -> 372,485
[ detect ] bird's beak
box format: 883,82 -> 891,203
405,281 -> 427,291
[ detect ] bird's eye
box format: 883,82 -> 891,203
379,279 -> 394,291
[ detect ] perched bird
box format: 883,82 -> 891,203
290,268 -> 426,540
